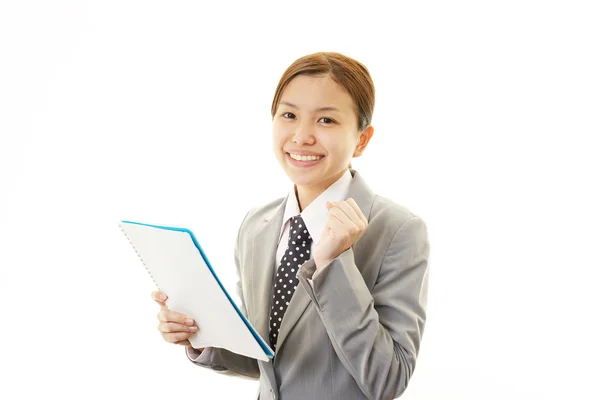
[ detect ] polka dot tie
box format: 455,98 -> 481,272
269,215 -> 312,351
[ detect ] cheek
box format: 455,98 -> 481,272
272,131 -> 284,147
322,135 -> 354,158
271,126 -> 287,152
271,123 -> 280,141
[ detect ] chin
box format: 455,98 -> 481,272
286,168 -> 331,189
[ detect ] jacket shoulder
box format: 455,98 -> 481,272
370,194 -> 426,234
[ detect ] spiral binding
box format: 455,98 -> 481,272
120,224 -> 161,291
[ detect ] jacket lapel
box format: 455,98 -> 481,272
250,197 -> 286,350
273,270 -> 312,356
273,169 -> 376,355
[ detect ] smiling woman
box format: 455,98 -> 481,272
271,73 -> 375,209
152,51 -> 430,400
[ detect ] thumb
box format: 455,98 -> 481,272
152,291 -> 169,309
326,200 -> 334,209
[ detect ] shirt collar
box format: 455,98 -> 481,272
281,168 -> 353,246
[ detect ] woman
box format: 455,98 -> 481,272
152,51 -> 430,400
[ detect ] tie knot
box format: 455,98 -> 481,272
288,215 -> 311,243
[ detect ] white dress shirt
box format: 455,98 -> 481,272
276,168 -> 353,283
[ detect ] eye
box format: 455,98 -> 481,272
319,117 -> 335,124
282,112 -> 296,119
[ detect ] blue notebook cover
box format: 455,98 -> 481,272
121,220 -> 274,359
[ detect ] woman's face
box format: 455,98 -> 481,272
272,74 -> 372,193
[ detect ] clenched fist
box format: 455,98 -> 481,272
314,198 -> 368,270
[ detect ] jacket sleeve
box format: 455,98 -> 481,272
296,216 -> 430,399
185,212 -> 260,380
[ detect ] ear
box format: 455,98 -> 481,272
352,125 -> 375,157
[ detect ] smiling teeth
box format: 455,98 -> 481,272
290,153 -> 323,161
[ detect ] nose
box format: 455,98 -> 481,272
291,121 -> 316,145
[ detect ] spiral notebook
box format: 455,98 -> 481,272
119,220 -> 274,361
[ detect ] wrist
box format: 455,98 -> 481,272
314,258 -> 332,270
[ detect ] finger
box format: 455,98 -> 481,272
152,290 -> 167,301
163,331 -> 196,344
159,321 -> 199,334
334,201 -> 363,227
157,309 -> 195,326
151,291 -> 168,309
346,198 -> 368,226
326,213 -> 348,239
328,204 -> 359,231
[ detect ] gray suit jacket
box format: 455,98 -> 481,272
186,169 -> 430,400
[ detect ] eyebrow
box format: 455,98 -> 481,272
279,101 -> 341,113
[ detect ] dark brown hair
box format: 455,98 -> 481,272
271,52 -> 375,133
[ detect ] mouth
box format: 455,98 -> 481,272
286,152 -> 325,167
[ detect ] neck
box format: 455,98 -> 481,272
294,169 -> 347,211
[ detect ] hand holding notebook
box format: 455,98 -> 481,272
152,289 -> 202,350
119,220 -> 273,361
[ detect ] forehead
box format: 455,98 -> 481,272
279,74 -> 355,113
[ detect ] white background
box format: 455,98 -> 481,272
1,1 -> 599,399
